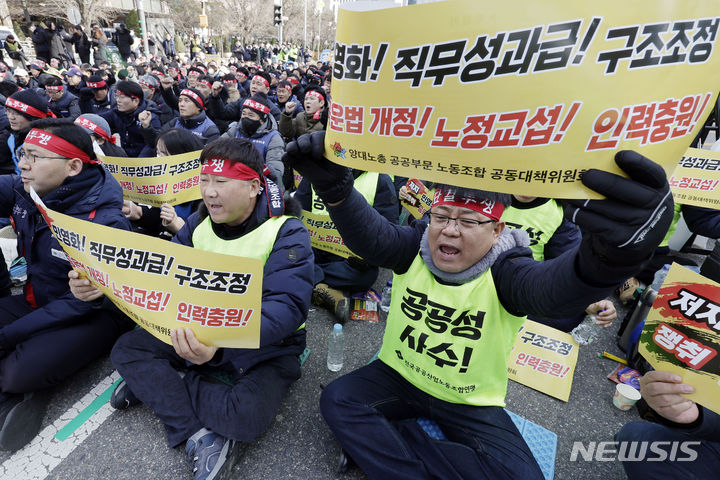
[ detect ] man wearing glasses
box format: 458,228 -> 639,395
0,119 -> 132,451
287,131 -> 675,480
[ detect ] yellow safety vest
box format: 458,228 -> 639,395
659,203 -> 683,248
379,254 -> 526,406
311,172 -> 379,214
192,215 -> 290,261
501,199 -> 565,261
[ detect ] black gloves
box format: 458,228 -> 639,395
564,150 -> 674,265
284,131 -> 354,205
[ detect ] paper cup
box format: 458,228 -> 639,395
613,383 -> 641,411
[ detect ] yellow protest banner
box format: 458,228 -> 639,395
507,320 -> 579,401
299,209 -> 358,259
30,189 -> 263,349
670,147 -> 720,209
327,0 -> 720,198
639,263 -> 720,415
101,151 -> 203,207
401,178 -> 434,219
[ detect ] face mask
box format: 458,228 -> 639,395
241,117 -> 261,136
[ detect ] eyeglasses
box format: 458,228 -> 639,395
16,147 -> 66,164
427,212 -> 494,230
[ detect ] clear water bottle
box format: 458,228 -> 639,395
380,280 -> 392,312
571,314 -> 599,345
649,264 -> 671,292
327,323 -> 344,372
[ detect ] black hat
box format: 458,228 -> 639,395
86,75 -> 108,90
242,93 -> 272,119
6,89 -> 49,119
179,87 -> 205,110
115,80 -> 143,101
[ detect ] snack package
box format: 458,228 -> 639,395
607,365 -> 642,390
350,289 -> 381,323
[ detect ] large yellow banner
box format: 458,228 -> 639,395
101,151 -> 203,207
327,0 -> 720,198
507,320 -> 579,401
30,190 -> 263,349
639,263 -> 720,415
670,147 -> 720,209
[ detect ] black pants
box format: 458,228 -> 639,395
0,295 -> 131,393
111,328 -> 302,447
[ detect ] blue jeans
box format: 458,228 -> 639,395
320,360 -> 544,480
616,420 -> 720,479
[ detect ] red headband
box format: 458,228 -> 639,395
197,79 -> 212,88
86,80 -> 106,88
243,98 -> 270,114
151,70 -> 164,76
45,85 -> 64,92
74,116 -> 116,144
223,79 -> 237,85
180,89 -> 204,109
5,97 -> 47,118
255,76 -> 269,87
306,90 -> 324,102
24,128 -> 97,164
279,84 -> 292,93
432,189 -> 504,221
117,88 -> 140,100
201,158 -> 260,181
139,79 -> 155,89
288,77 -> 299,85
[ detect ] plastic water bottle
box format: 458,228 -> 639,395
571,314 -> 599,345
649,264 -> 671,292
327,323 -> 344,372
380,280 -> 393,312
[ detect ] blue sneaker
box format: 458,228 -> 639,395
185,428 -> 238,480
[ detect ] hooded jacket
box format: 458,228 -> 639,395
0,167 -> 131,348
100,99 -> 162,157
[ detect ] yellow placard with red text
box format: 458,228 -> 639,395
299,209 -> 359,259
326,0 -> 720,198
670,147 -> 720,209
101,150 -> 203,207
639,263 -> 720,415
508,320 -> 579,401
30,189 -> 263,349
401,179 -> 434,219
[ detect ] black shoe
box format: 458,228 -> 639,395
110,379 -> 140,410
337,448 -> 354,474
0,391 -> 50,451
0,393 -> 22,429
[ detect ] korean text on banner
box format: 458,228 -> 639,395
101,150 -> 202,207
508,320 -> 578,401
670,147 -> 720,209
639,263 -> 720,415
326,0 -> 720,198
299,209 -> 358,259
30,189 -> 263,349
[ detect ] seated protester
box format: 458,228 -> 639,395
44,76 -> 81,119
322,75 -> 331,102
64,66 -> 85,97
221,93 -> 284,187
179,66 -> 203,91
13,68 -> 31,89
616,371 -> 720,479
139,75 -> 175,125
0,81 -> 17,175
234,66 -> 250,93
222,74 -> 244,103
207,71 -> 282,125
279,86 -> 326,141
123,128 -> 204,239
273,80 -> 303,120
4,89 -> 52,174
287,75 -> 304,104
287,132 -> 675,480
70,137 -> 313,480
100,80 -> 161,157
616,202 -> 720,303
295,170 -> 398,322
502,194 -> 616,331
74,113 -> 127,157
0,119 -> 133,451
140,87 -> 219,146
78,74 -> 115,114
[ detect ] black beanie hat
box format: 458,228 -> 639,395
86,75 -> 108,89
6,89 -> 49,119
242,92 -> 272,119
115,80 -> 143,101
179,87 -> 205,110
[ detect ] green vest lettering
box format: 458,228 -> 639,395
379,255 -> 526,406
